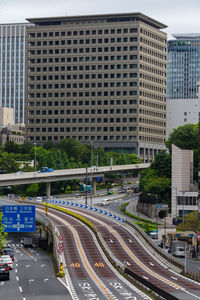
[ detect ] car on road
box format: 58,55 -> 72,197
0,255 -> 13,269
1,246 -> 14,261
100,199 -> 109,206
0,264 -> 10,280
36,196 -> 42,202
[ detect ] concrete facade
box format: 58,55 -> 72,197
171,144 -> 198,220
0,107 -> 14,126
166,98 -> 199,137
25,13 -> 167,162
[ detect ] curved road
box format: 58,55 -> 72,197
46,203 -> 200,300
37,206 -> 150,300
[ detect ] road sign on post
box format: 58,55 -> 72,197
2,205 -> 35,232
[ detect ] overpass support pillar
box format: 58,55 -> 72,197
122,174 -> 127,191
92,177 -> 96,195
46,182 -> 51,200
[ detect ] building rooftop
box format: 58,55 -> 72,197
172,33 -> 200,40
26,12 -> 167,30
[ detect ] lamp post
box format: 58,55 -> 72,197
96,155 -> 98,170
90,141 -> 93,167
34,143 -> 37,173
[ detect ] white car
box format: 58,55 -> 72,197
0,255 -> 13,269
100,199 -> 109,206
36,197 -> 42,202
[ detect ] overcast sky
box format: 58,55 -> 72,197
1,0 -> 200,39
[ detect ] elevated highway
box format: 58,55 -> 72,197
0,163 -> 149,197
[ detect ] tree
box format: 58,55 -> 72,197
151,150 -> 171,178
26,183 -> 39,197
165,123 -> 198,151
176,210 -> 198,231
0,152 -> 19,173
0,212 -> 7,251
3,141 -> 19,154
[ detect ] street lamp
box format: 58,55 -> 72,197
96,155 -> 98,170
90,141 -> 93,167
34,143 -> 37,173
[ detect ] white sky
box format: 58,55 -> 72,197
1,0 -> 200,39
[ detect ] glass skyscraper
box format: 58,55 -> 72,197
167,34 -> 200,99
0,23 -> 29,123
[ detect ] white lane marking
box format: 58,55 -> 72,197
129,239 -> 132,243
43,278 -> 49,283
15,269 -> 18,273
41,264 -> 46,268
16,263 -> 18,267
29,279 -> 34,283
149,262 -> 154,266
143,276 -> 149,280
126,261 -> 131,266
0,282 -> 5,286
16,276 -> 19,281
171,276 -> 178,280
26,265 -> 30,268
23,298 -> 26,300
109,239 -> 113,243
19,286 -> 22,292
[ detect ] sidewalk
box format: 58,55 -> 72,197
125,196 -> 157,223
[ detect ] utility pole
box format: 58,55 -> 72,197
85,167 -> 88,205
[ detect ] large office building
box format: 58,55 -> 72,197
167,34 -> 200,136
0,23 -> 29,124
25,13 -> 167,162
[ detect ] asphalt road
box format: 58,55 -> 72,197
0,233 -> 71,300
38,206 -> 151,300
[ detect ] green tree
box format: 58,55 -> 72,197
177,210 -> 198,231
165,123 -> 198,151
0,152 -> 19,173
3,141 -> 19,154
0,212 -> 7,251
151,150 -> 171,178
26,183 -> 39,197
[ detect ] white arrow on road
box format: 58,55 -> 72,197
43,278 -> 49,283
29,279 -> 34,283
129,239 -> 132,243
109,239 -> 113,243
149,262 -> 154,266
26,265 -> 31,268
41,264 -> 46,268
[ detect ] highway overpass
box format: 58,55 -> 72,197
0,163 -> 150,197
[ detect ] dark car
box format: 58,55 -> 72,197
1,247 -> 14,261
0,263 -> 10,280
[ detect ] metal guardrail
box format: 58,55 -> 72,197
125,220 -> 184,273
125,268 -> 179,300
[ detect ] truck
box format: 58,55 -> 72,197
80,184 -> 92,193
21,237 -> 33,248
40,167 -> 54,173
171,241 -> 185,257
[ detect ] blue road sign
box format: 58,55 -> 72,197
2,205 -> 35,233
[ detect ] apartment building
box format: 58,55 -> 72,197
25,13 -> 167,162
0,23 -> 30,124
